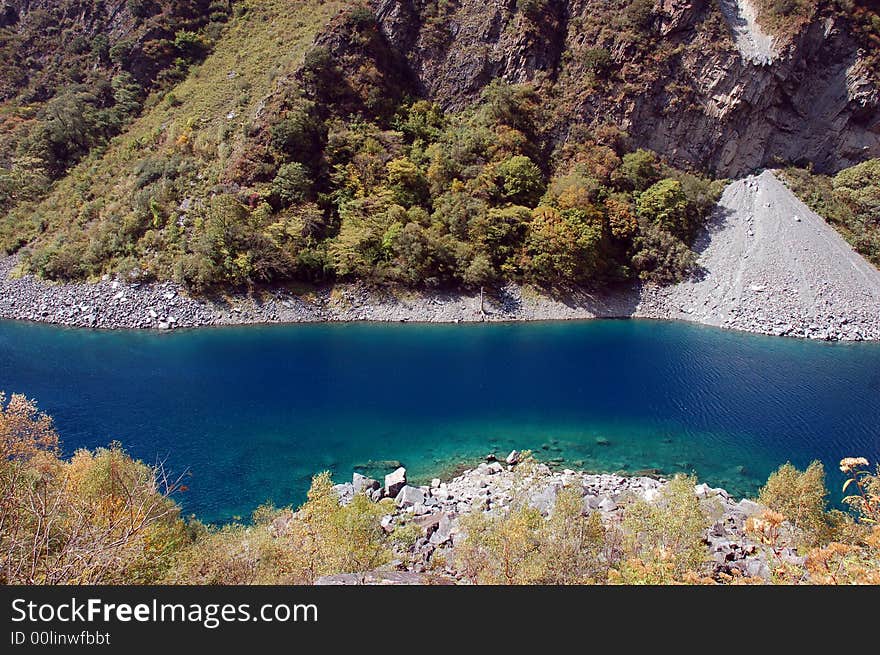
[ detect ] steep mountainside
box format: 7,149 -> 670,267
373,0 -> 879,176
0,1 -> 231,206
0,0 -> 877,294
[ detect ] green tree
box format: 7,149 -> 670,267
759,461 -> 831,543
613,148 -> 661,192
630,220 -> 696,283
473,205 -> 532,272
618,475 -> 709,582
270,105 -> 325,168
272,162 -> 313,207
497,155 -> 545,207
637,178 -> 689,238
833,159 -> 880,218
523,206 -> 605,284
539,487 -> 608,583
386,157 -> 429,208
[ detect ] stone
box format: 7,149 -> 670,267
642,487 -> 661,502
353,472 -> 379,494
395,485 -> 426,508
414,511 -> 443,536
694,483 -> 713,498
384,466 -> 407,497
505,450 -> 520,465
332,483 -> 354,505
735,498 -> 764,517
741,558 -> 771,581
431,478 -> 441,489
597,496 -> 618,513
315,570 -> 454,586
429,513 -> 454,546
529,483 -> 561,516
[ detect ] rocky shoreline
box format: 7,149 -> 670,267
2,173 -> 879,340
314,453 -> 794,585
0,253 -> 634,329
1,251 -> 877,341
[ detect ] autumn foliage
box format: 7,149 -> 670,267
2,392 -> 879,585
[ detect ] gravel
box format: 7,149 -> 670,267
637,170 -> 880,341
717,0 -> 779,65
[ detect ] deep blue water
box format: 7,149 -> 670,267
1,318 -> 878,523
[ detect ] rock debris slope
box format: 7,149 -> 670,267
638,170 -> 880,340
717,0 -> 779,65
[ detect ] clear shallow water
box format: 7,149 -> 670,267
1,319 -> 878,523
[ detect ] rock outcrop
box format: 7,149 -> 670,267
316,455 -> 789,585
369,0 -> 879,176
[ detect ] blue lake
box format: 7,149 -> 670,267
1,318 -> 878,523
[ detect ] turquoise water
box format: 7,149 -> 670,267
1,318 -> 878,523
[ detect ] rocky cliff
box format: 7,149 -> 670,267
369,0 -> 879,176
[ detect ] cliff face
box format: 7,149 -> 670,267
369,0 -> 880,176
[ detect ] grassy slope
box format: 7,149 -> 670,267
3,0 -> 341,278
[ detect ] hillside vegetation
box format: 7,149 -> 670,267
0,0 -> 878,296
0,1 -> 232,216
0,2 -> 723,292
2,392 -> 879,585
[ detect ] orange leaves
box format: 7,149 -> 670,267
0,391 -> 59,461
839,457 -> 879,525
745,509 -> 785,546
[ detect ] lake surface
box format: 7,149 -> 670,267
1,319 -> 878,523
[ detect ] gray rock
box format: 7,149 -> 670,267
487,461 -> 503,474
395,485 -> 426,508
429,513 -> 454,546
529,483 -> 562,516
694,483 -> 713,498
597,496 -> 618,513
734,498 -> 764,517
384,466 -> 407,498
414,511 -> 443,536
353,472 -> 380,494
315,570 -> 454,585
333,483 -> 354,505
740,558 -> 772,581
